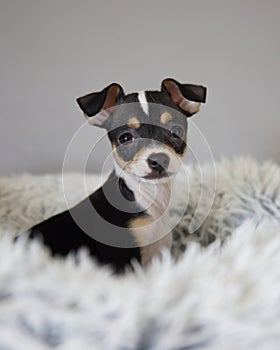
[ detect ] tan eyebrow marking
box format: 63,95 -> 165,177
160,112 -> 173,125
127,117 -> 140,129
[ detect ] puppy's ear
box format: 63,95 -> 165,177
76,83 -> 124,127
161,78 -> 207,117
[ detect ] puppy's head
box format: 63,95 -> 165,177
77,79 -> 207,182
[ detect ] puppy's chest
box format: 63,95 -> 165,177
128,180 -> 172,246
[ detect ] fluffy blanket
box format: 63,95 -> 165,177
0,158 -> 280,349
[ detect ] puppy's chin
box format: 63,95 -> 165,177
141,176 -> 171,185
127,170 -> 175,184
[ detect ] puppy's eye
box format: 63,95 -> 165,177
170,126 -> 184,139
118,132 -> 134,144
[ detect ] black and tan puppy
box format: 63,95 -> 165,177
29,79 -> 207,272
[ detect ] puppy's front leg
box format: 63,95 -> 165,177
129,214 -> 172,267
140,232 -> 172,267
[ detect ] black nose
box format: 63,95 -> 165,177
147,153 -> 170,173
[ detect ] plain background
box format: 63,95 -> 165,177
1,0 -> 279,175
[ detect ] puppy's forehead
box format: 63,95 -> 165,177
134,90 -> 180,114
109,90 -> 185,129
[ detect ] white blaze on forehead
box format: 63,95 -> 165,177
138,91 -> 149,115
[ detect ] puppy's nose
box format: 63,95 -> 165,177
147,153 -> 170,173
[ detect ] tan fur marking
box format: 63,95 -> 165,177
131,146 -> 145,162
161,134 -> 188,158
112,144 -> 129,170
160,112 -> 173,125
113,144 -> 146,171
129,215 -> 156,249
127,117 -> 140,129
182,135 -> 188,156
129,216 -> 153,230
129,216 -> 154,247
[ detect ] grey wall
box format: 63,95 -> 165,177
1,0 -> 279,175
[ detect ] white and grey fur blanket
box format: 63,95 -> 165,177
0,158 -> 280,350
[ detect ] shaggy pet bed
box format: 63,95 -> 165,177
0,158 -> 280,350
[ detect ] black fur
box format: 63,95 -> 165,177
30,172 -> 143,273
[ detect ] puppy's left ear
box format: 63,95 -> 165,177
76,83 -> 125,127
161,78 -> 207,117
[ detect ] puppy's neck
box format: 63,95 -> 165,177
115,164 -> 174,220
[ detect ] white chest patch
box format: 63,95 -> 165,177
138,91 -> 149,115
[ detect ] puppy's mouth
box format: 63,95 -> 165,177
144,171 -> 170,180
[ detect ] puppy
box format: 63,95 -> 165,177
29,78 -> 207,272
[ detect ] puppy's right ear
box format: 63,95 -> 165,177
76,83 -> 124,127
161,78 -> 207,117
